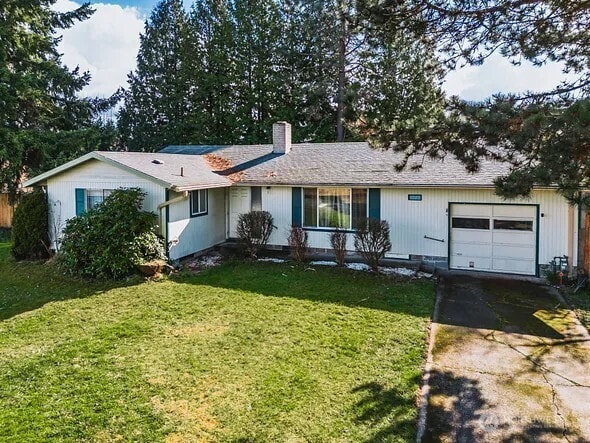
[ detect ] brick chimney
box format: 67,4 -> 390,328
272,121 -> 291,154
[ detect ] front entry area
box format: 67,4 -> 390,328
449,203 -> 538,276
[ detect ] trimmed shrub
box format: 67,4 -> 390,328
288,226 -> 308,262
354,218 -> 392,272
11,189 -> 50,260
59,188 -> 166,279
330,230 -> 347,266
236,211 -> 275,258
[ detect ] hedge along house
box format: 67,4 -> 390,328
24,122 -> 579,276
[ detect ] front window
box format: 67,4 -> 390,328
303,187 -> 367,230
190,189 -> 208,216
86,189 -> 112,210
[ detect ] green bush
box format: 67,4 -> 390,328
0,228 -> 11,243
11,190 -> 50,260
60,188 -> 166,279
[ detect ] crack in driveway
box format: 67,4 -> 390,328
422,274 -> 590,442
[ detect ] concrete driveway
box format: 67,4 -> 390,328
423,273 -> 590,443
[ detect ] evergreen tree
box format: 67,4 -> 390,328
359,0 -> 590,201
118,0 -> 189,152
0,0 -> 106,199
276,0 -> 339,142
118,0 -> 444,149
347,30 -> 444,143
233,0 -> 283,143
186,0 -> 239,144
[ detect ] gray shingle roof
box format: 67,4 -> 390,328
97,152 -> 232,190
160,142 -> 511,187
23,151 -> 232,191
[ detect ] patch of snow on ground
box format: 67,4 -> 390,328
184,253 -> 223,272
257,257 -> 286,263
345,262 -> 371,271
309,260 -> 338,266
416,271 -> 434,279
379,267 -> 416,277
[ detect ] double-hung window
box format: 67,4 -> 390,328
75,188 -> 114,215
190,189 -> 208,217
303,187 -> 367,230
86,189 -> 113,210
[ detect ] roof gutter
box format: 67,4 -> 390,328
172,183 -> 232,192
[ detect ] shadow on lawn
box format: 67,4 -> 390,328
352,380 -> 418,442
0,244 -> 141,321
184,261 -> 435,318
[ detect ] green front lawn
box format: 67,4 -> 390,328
0,243 -> 434,442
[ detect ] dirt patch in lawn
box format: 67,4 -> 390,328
151,395 -> 218,440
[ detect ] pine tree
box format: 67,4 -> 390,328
0,0 -> 102,198
359,0 -> 590,201
118,0 -> 189,152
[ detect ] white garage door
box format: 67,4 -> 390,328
449,204 -> 537,275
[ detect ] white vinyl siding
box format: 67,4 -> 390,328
229,185 -> 577,267
167,187 -> 226,260
46,159 -> 166,249
380,188 -> 577,267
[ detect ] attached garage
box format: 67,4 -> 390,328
449,203 -> 539,276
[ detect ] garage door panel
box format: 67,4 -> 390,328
493,231 -> 535,246
453,205 -> 492,217
492,258 -> 536,275
452,230 -> 492,243
492,244 -> 535,260
450,256 -> 491,271
450,203 -> 537,276
454,242 -> 493,258
493,205 -> 536,218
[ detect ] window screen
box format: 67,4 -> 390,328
86,189 -> 112,210
351,189 -> 367,229
190,189 -> 208,216
303,188 -> 317,227
251,187 -> 262,211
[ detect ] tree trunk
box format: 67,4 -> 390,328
336,2 -> 347,142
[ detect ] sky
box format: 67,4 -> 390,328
53,0 -> 571,102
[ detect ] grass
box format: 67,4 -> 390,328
563,289 -> 590,330
0,243 -> 435,442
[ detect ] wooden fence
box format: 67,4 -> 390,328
0,194 -> 14,228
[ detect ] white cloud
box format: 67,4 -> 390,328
443,53 -> 571,101
53,0 -> 145,97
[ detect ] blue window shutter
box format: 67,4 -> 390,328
292,187 -> 302,227
368,188 -> 380,220
75,188 -> 85,215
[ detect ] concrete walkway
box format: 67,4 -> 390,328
423,274 -> 590,443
